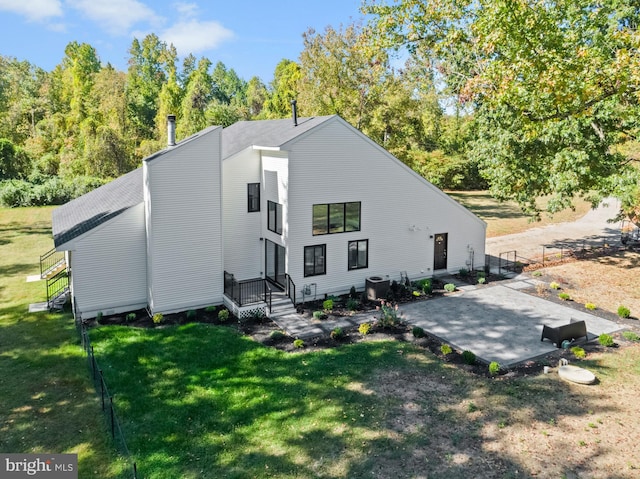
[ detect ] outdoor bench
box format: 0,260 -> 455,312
540,319 -> 588,348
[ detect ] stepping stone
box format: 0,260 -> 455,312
558,364 -> 596,385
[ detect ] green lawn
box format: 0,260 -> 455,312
0,207 -> 129,478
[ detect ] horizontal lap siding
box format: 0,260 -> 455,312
222,150 -> 263,280
287,118 -> 486,298
71,203 -> 147,318
145,128 -> 224,313
262,152 -> 289,251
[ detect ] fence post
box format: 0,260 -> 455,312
110,396 -> 115,439
133,463 -> 137,479
99,370 -> 105,411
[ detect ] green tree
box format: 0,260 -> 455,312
211,61 -> 246,106
0,138 -> 31,180
178,57 -> 213,138
245,76 -> 268,118
263,59 -> 301,118
364,0 -> 640,216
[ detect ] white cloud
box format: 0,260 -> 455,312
160,20 -> 234,55
174,2 -> 198,19
0,0 -> 62,22
68,0 -> 162,35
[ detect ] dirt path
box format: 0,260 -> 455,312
485,198 -> 622,260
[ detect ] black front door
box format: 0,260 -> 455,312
434,233 -> 448,270
265,239 -> 286,287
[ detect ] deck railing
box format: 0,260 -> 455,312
224,271 -> 268,306
285,274 -> 296,306
40,247 -> 65,278
46,268 -> 69,308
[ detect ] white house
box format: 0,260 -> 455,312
51,113 -> 486,320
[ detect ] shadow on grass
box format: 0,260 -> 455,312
89,322 -> 622,478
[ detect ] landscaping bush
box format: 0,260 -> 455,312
618,305 -> 631,319
323,299 -> 334,311
270,330 -> 285,340
330,327 -> 343,340
126,312 -> 136,322
293,339 -> 305,349
152,313 -> 164,324
550,281 -> 561,290
418,278 -> 432,294
313,311 -> 325,320
346,298 -> 358,311
459,268 -> 469,276
585,302 -> 597,311
558,292 -> 571,301
218,309 -> 230,322
412,326 -> 425,338
444,283 -> 456,293
377,300 -> 401,327
598,333 -> 615,347
440,343 -> 453,355
488,361 -> 501,376
96,311 -> 104,324
622,331 -> 640,341
205,305 -> 216,312
462,350 -> 476,365
349,286 -> 357,299
571,346 -> 586,359
477,276 -> 486,285
186,310 -> 197,321
358,322 -> 371,335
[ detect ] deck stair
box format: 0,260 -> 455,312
40,248 -> 66,279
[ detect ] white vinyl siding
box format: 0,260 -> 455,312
68,203 -> 147,319
285,117 -> 486,299
222,148 -> 263,280
144,127 -> 224,314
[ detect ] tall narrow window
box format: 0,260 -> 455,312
268,201 -> 282,234
348,240 -> 368,270
248,183 -> 260,212
304,244 -> 326,276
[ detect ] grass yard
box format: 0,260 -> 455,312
0,207 -> 130,478
3,201 -> 640,478
448,190 -> 592,237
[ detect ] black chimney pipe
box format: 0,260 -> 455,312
291,99 -> 298,126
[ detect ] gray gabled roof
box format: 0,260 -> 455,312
51,117 -> 333,248
222,115 -> 334,159
52,167 -> 144,248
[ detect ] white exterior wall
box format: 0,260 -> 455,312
144,127 -> 224,314
261,150 -> 289,255
66,203 -> 147,319
286,117 -> 486,300
222,148 -> 263,279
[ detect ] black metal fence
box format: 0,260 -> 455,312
224,271 -> 267,306
40,247 -> 65,278
77,323 -> 139,478
46,269 -> 69,308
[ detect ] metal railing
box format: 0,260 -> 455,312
46,269 -> 69,308
40,247 -> 65,278
285,274 -> 296,306
224,271 -> 268,306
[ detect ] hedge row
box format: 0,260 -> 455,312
0,176 -> 106,207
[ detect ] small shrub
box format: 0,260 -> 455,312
598,333 -> 614,347
550,281 -> 561,290
412,326 -> 425,338
312,310 -> 325,320
477,271 -> 486,280
205,305 -> 216,312
377,300 -> 401,327
323,299 -> 334,311
571,346 -> 586,359
270,330 -> 285,340
152,313 -> 164,324
489,361 -> 501,376
558,292 -> 571,301
96,311 -> 104,324
622,331 -> 640,341
419,278 -> 433,294
477,276 -> 486,285
293,339 -> 305,349
462,350 -> 476,365
444,283 -> 456,293
346,298 -> 359,311
459,268 -> 469,276
412,290 -> 421,297
330,327 -> 343,340
532,270 -> 543,277
218,309 -> 230,322
617,305 -> 631,319
584,302 -> 597,311
467,402 -> 478,413
186,309 -> 197,321
440,343 -> 453,355
349,285 -> 357,299
358,322 -> 371,335
126,312 -> 136,322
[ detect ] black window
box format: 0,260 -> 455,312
348,239 -> 368,270
304,244 -> 326,276
268,201 -> 282,234
313,202 -> 360,235
248,183 -> 260,212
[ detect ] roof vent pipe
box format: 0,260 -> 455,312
291,100 -> 298,127
167,114 -> 176,147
